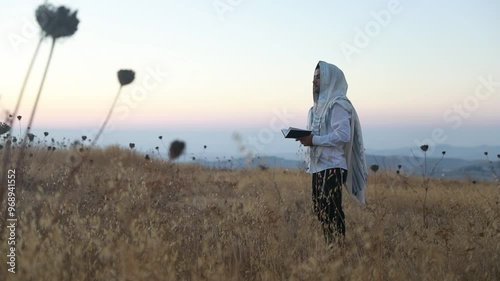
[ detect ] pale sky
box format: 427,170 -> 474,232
1,0 -> 499,158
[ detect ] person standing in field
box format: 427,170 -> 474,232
297,61 -> 368,245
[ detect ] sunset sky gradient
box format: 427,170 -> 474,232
1,0 -> 499,157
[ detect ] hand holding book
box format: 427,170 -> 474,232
281,127 -> 312,139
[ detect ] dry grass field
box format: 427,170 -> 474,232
1,146 -> 499,281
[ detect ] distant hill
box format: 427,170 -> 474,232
365,144 -> 500,161
197,146 -> 500,182
195,155 -> 307,171
365,154 -> 499,182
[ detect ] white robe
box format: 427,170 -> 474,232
307,61 -> 368,206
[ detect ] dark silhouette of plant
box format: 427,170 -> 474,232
118,70 -> 135,86
27,133 -> 35,142
370,164 -> 379,173
169,140 -> 186,160
36,4 -> 79,39
396,164 -> 403,175
0,123 -> 10,135
158,135 -> 169,153
420,144 -> 429,178
16,115 -> 23,140
417,145 -> 446,229
13,3 -> 80,184
429,151 -> 446,177
23,4 -> 80,142
154,146 -> 163,160
92,70 -> 135,146
484,152 -> 499,182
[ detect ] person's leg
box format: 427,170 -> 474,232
311,172 -> 320,221
313,170 -> 333,243
313,170 -> 330,241
324,168 -> 347,242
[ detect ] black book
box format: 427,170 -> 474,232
281,127 -> 312,139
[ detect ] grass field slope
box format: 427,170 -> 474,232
1,146 -> 499,280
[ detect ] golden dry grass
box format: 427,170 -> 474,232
1,146 -> 499,280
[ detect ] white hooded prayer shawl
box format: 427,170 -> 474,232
307,61 -> 368,206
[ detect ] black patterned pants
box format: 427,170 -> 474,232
312,168 -> 347,244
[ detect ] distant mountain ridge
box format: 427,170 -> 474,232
365,144 -> 500,161
197,144 -> 500,182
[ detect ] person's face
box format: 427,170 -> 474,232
313,68 -> 320,94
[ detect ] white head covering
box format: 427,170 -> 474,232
310,61 -> 352,163
312,61 -> 349,116
308,61 -> 368,206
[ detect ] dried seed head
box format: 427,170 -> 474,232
145,154 -> 150,160
28,133 -> 35,142
81,135 -> 87,141
129,143 -> 135,149
169,140 -> 186,160
17,115 -> 22,121
484,152 -> 488,156
420,145 -> 429,152
36,4 -> 79,39
370,165 -> 379,173
158,136 -> 163,140
398,164 -> 402,169
117,69 -> 135,86
442,151 -> 446,155
0,122 -> 11,135
44,132 -> 49,137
